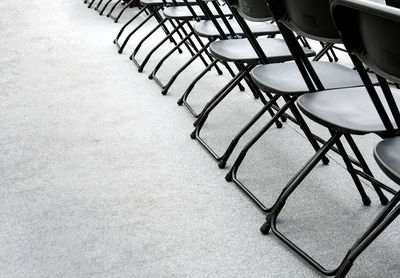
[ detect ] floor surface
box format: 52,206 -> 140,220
0,1 -> 399,277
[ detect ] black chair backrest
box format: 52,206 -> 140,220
331,0 -> 400,135
266,0 -> 341,43
234,0 -> 272,22
331,0 -> 400,84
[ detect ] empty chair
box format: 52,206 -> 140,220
259,0 -> 400,277
127,1 -> 232,73
190,0 -> 323,169
150,0 -> 281,96
114,0 -> 198,54
218,0 -> 385,214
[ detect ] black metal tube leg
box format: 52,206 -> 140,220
99,0 -> 113,15
107,0 -> 121,17
131,18 -> 169,58
160,40 -> 212,95
288,102 -> 330,165
135,21 -> 187,72
177,60 -> 219,110
336,197 -> 400,278
334,135 -> 371,206
149,31 -> 196,82
344,134 -> 389,205
117,10 -> 155,54
95,0 -> 104,10
222,62 -> 245,91
192,67 -> 251,130
225,97 -> 297,183
88,0 -> 96,8
114,5 -> 148,45
218,94 -> 281,169
260,133 -> 341,235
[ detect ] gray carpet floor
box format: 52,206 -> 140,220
0,0 -> 399,277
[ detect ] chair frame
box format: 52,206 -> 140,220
259,1 -> 399,277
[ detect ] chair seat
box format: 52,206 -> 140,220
251,61 -> 364,95
297,86 -> 400,135
163,5 -> 232,20
194,19 -> 279,38
374,137 -> 400,185
140,0 -> 197,5
209,38 -> 315,64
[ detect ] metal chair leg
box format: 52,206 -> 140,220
335,194 -> 400,277
99,0 -> 113,15
149,31 -> 198,88
115,9 -> 155,54
191,66 -> 253,136
177,60 -> 220,112
177,61 -> 246,117
260,134 -> 397,277
132,21 -> 188,72
190,67 -> 259,161
88,0 -> 96,8
344,134 -> 389,205
217,94 -> 282,169
192,63 -> 253,127
259,135 -> 341,276
95,0 -> 104,11
114,4 -> 149,48
217,96 -> 319,169
224,98 -> 297,211
106,0 -> 121,17
333,136 -> 371,206
131,18 -> 168,57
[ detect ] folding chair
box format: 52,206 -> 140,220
129,1 -> 232,73
139,0 -> 225,79
258,1 -> 400,276
222,0 -> 388,213
113,0 -> 196,55
177,1 -> 280,116
190,0 -> 326,174
149,0 -> 282,96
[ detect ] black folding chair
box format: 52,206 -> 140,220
177,1 -> 280,116
129,1 -> 232,73
114,0 -> 197,55
150,0 -> 282,96
145,0 -> 227,90
190,0 -> 326,173
222,0 -> 388,213
259,1 -> 400,277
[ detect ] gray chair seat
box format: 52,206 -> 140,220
374,137 -> 400,184
297,86 -> 400,135
163,5 -> 232,20
251,61 -> 364,95
194,19 -> 279,38
209,37 -> 315,64
140,0 -> 197,5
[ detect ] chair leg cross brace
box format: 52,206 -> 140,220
259,131 -> 394,277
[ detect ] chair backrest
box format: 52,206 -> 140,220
331,0 -> 400,134
266,0 -> 341,43
330,0 -> 400,84
234,0 -> 272,22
